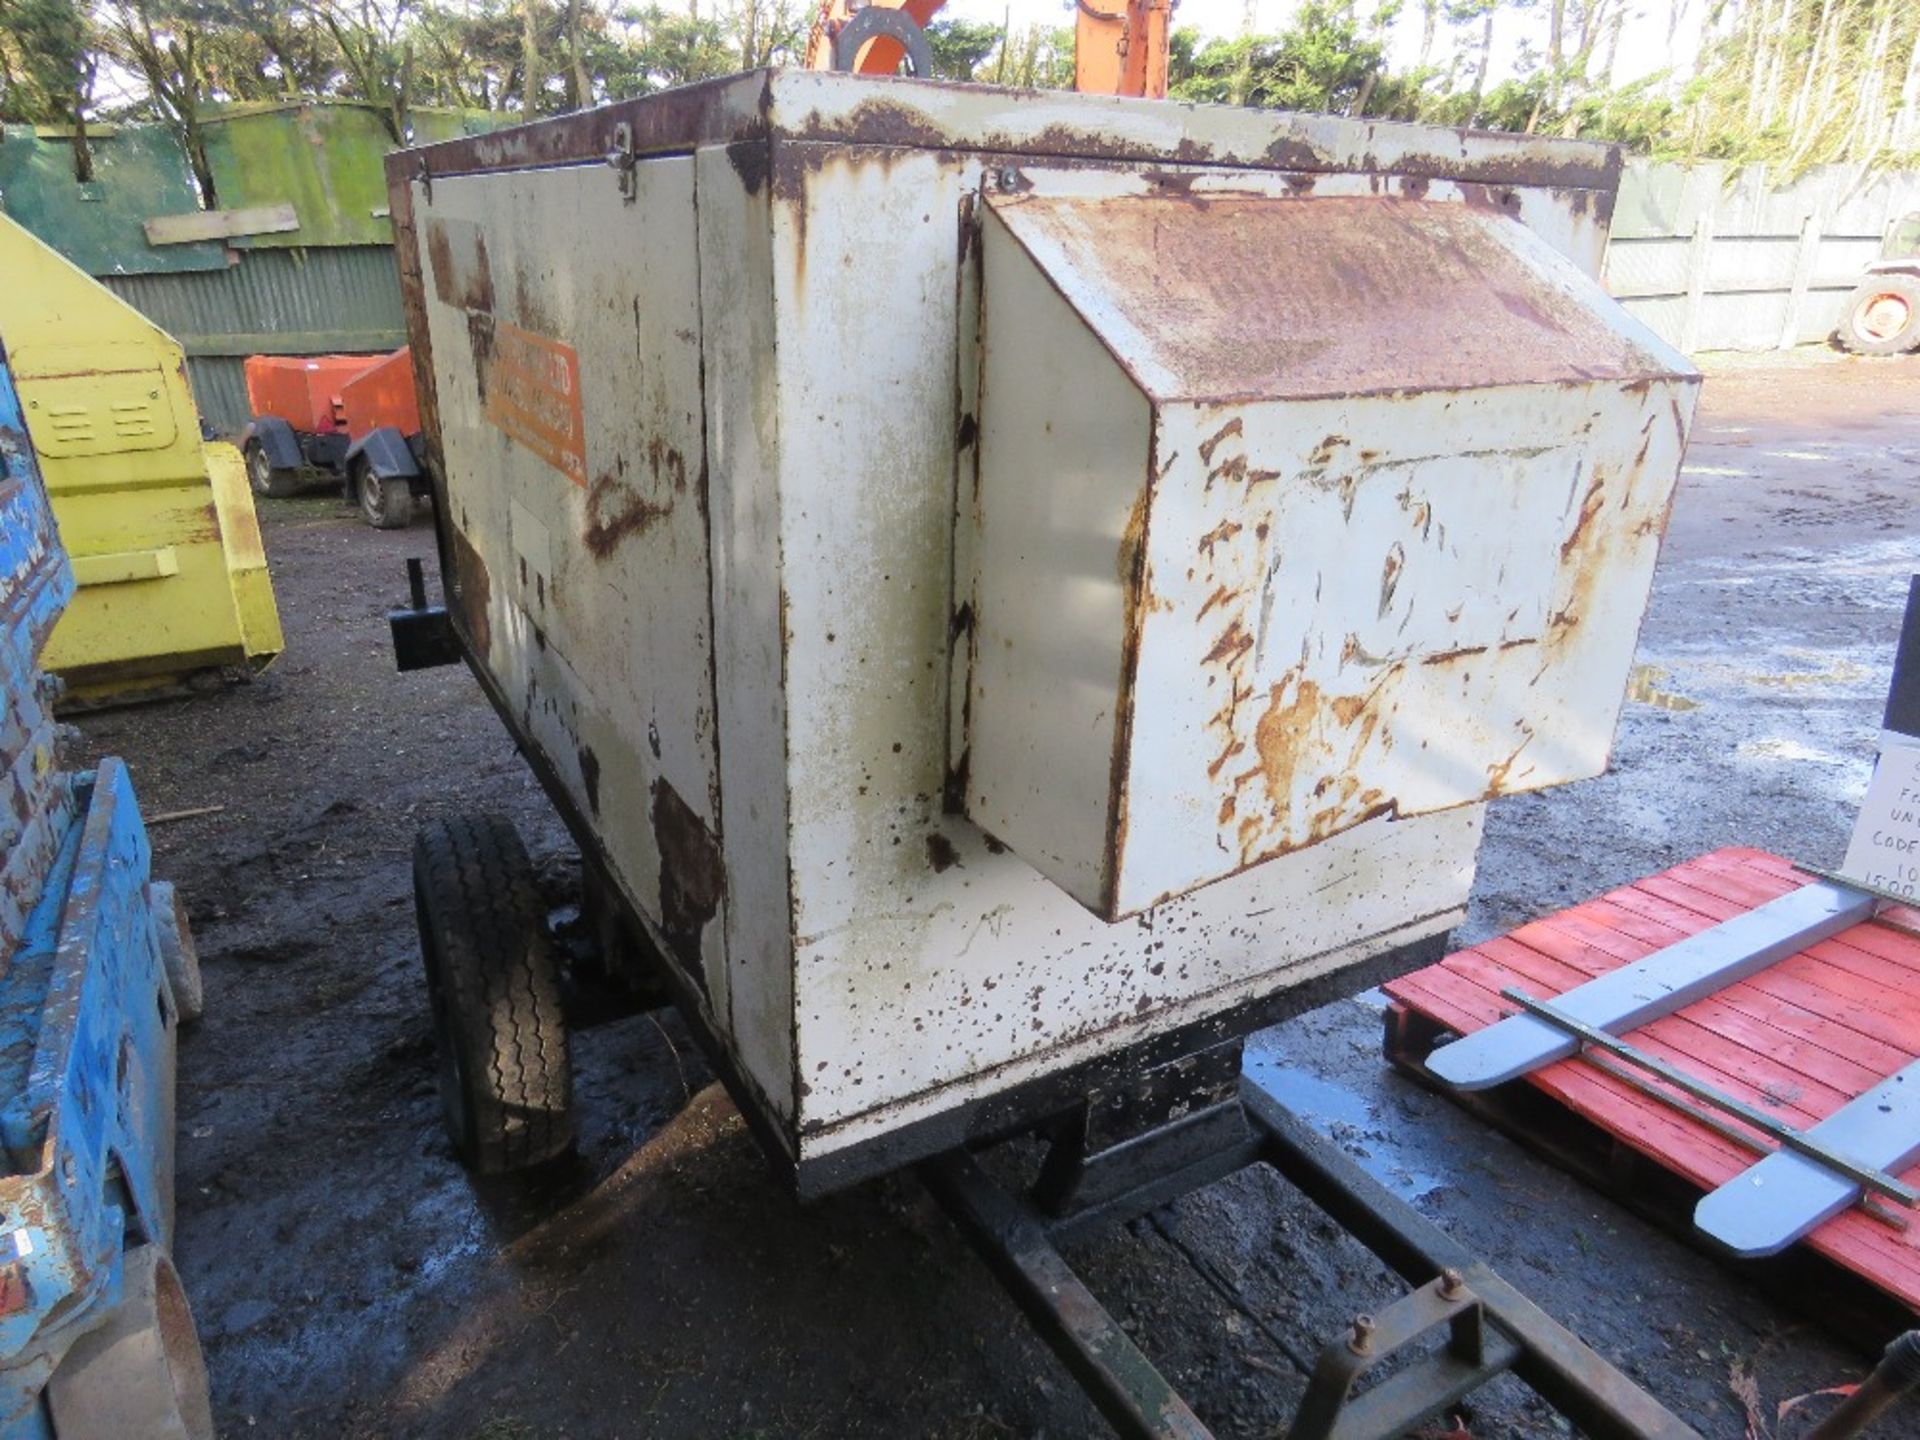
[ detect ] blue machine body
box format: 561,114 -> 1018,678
0,341 -> 183,1436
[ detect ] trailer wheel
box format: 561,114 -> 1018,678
354,460 -> 413,529
45,1245 -> 213,1440
413,815 -> 573,1174
242,438 -> 302,499
1839,275 -> 1920,355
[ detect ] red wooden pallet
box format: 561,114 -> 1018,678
1383,846 -> 1920,1315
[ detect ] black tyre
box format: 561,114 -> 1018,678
355,460 -> 413,529
243,438 -> 303,498
1838,275 -> 1920,355
413,815 -> 573,1174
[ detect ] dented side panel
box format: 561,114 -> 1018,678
413,160 -> 729,1013
1,351 -> 72,963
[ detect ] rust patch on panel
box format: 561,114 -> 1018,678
1197,417 -> 1242,464
1103,477 -> 1156,914
1244,667 -> 1404,858
449,525 -> 491,657
1262,135 -> 1336,172
729,137 -> 773,196
1559,472 -> 1607,562
652,778 -> 724,966
388,70 -> 1619,228
1486,727 -> 1536,791
1200,618 -> 1252,668
426,218 -> 494,313
202,497 -> 252,556
1196,518 -> 1241,557
925,833 -> 960,873
1251,673 -> 1322,827
388,73 -> 768,202
1116,484 -> 1151,590
583,438 -> 685,558
988,194 -> 1675,403
578,744 -> 601,816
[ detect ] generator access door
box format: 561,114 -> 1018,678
410,158 -> 726,1000
962,190 -> 1697,920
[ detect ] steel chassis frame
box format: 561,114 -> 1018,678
923,1072 -> 1698,1440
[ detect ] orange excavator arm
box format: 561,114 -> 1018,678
805,0 -> 1171,98
1071,0 -> 1174,98
804,0 -> 948,75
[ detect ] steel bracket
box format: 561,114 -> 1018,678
389,558 -> 460,672
606,122 -> 638,203
1290,1272 -> 1516,1440
1033,1039 -> 1248,1223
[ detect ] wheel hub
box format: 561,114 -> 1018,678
1860,291 -> 1912,341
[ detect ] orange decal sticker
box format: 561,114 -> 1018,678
482,322 -> 586,486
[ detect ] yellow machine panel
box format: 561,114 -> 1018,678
0,216 -> 283,703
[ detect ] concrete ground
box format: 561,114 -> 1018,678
69,349 -> 1919,1438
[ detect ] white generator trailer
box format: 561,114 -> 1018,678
382,70 -> 1705,1440
385,71 -> 1695,1197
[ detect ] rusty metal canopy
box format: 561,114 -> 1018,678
989,193 -> 1677,401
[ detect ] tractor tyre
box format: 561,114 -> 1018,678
1838,275 -> 1920,355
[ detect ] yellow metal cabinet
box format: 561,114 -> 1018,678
0,216 -> 283,703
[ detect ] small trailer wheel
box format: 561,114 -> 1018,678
242,439 -> 302,499
45,1245 -> 213,1440
355,460 -> 413,530
413,815 -> 574,1174
1838,275 -> 1920,355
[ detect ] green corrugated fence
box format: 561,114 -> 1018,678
0,104 -> 504,430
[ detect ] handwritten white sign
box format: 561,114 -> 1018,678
1840,738 -> 1920,898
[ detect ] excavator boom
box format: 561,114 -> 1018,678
806,0 -> 1171,97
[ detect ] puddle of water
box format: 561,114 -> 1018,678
1626,663 -> 1700,711
1244,1051 -> 1446,1203
1742,659 -> 1871,689
1736,736 -> 1851,766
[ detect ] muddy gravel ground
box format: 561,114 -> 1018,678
67,350 -> 1918,1438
